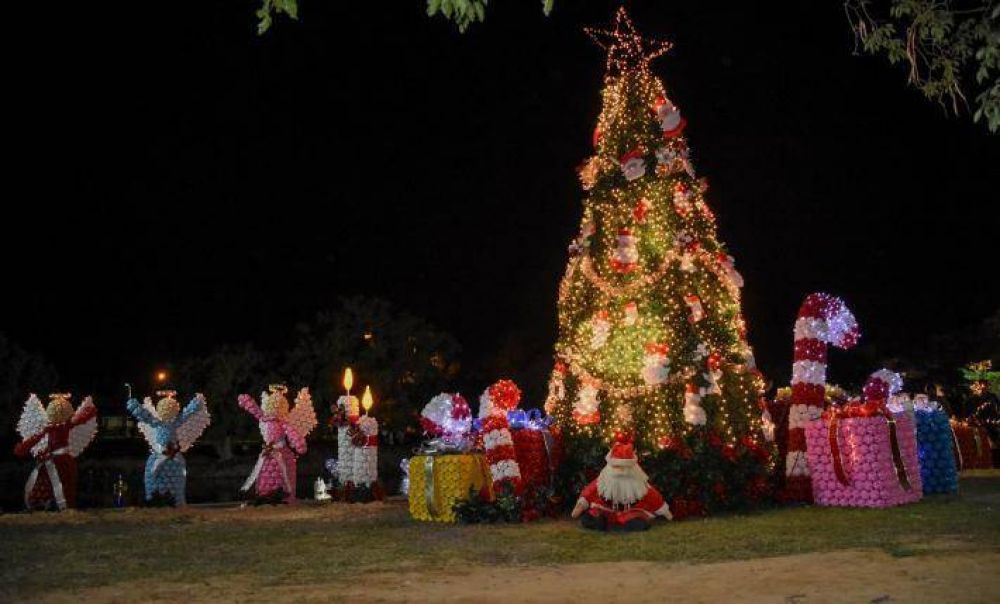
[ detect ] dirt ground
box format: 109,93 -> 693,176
23,548 -> 1000,603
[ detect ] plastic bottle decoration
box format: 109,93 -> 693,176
619,148 -> 646,181
238,385 -> 318,503
573,383 -> 601,426
351,415 -> 379,487
314,477 -> 332,501
127,391 -> 210,505
623,301 -> 639,326
716,253 -> 744,289
701,351 -> 724,396
673,182 -> 694,218
571,435 -> 672,531
683,384 -> 706,426
332,394 -> 360,486
784,292 -> 860,502
15,393 -> 98,511
804,368 -> 922,508
410,393 -> 489,523
419,393 -> 473,450
610,229 -> 639,273
590,310 -> 612,349
399,458 -> 411,496
641,343 -> 671,386
684,294 -> 705,323
478,380 -> 523,495
652,95 -> 686,138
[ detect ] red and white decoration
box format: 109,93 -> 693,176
784,292 -> 860,502
335,395 -> 360,484
684,294 -> 705,323
351,415 -> 379,487
863,369 -> 904,403
653,95 -> 686,138
571,436 -> 672,531
683,383 -> 707,426
679,250 -> 696,272
479,380 -> 523,494
610,228 -> 639,273
673,182 -> 694,218
619,148 -> 647,181
633,198 -> 650,224
590,310 -> 612,349
655,140 -> 694,177
701,351 -> 723,396
544,362 -> 567,415
716,253 -> 744,288
641,343 -> 671,386
623,301 -> 639,326
573,383 -> 601,426
420,393 -> 473,445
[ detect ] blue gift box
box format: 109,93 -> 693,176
914,408 -> 959,495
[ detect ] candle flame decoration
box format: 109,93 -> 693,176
343,368 -> 354,392
362,385 -> 373,414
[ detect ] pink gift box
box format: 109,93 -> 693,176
805,412 -> 922,507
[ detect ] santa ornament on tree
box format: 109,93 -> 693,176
571,436 -> 672,531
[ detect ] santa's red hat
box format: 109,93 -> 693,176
619,148 -> 644,164
607,440 -> 637,467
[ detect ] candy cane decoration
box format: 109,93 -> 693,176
479,381 -> 523,495
784,293 -> 860,501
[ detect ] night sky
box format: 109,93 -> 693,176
5,1 -> 998,400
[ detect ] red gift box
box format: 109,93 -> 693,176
951,420 -> 993,470
511,426 -> 564,493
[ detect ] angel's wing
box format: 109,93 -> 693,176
142,397 -> 159,421
176,394 -> 211,452
287,387 -> 318,439
17,394 -> 47,440
135,397 -> 158,451
68,397 -> 98,457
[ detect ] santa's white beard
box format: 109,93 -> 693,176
596,462 -> 649,505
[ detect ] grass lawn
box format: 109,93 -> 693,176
1,471 -> 998,601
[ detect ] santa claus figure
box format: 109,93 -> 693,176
610,229 -> 639,273
571,439 -> 672,531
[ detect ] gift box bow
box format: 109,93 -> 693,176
506,408 -> 554,431
823,400 -> 912,492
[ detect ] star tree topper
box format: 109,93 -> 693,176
585,6 -> 673,78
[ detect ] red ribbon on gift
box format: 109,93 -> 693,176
824,400 -> 912,491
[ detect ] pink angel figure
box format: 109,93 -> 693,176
15,393 -> 98,510
239,384 -> 317,502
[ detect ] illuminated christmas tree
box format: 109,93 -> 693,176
545,8 -> 766,452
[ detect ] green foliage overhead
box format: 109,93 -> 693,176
256,1 -> 554,35
426,0 -> 554,32
257,0 -> 299,35
844,0 -> 1000,133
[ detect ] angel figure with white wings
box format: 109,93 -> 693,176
14,393 -> 98,511
238,384 -> 317,502
126,390 -> 210,505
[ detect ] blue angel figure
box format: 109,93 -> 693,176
126,391 -> 210,505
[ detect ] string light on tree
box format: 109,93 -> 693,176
547,6 -> 764,450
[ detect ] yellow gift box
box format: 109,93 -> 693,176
408,453 -> 491,523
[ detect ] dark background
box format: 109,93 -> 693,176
4,1 -> 998,402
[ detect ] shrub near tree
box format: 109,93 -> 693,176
284,296 -> 461,432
